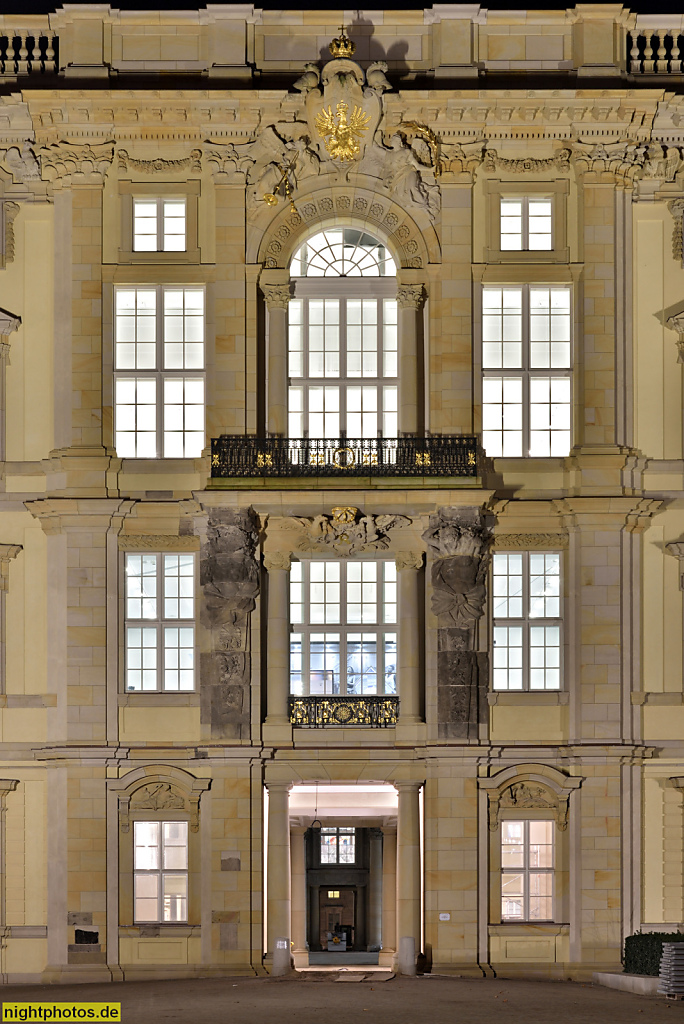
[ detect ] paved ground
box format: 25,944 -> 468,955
3,974 -> 684,1024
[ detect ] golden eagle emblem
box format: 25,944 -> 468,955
315,101 -> 370,162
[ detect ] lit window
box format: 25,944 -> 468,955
289,560 -> 397,697
291,228 -> 396,277
133,198 -> 186,252
125,552 -> 195,692
327,890 -> 340,899
320,828 -> 356,865
114,286 -> 205,458
500,197 -> 552,251
134,821 -> 188,922
501,820 -> 554,921
492,551 -> 562,691
482,285 -> 571,458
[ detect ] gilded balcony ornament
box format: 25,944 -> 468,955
315,101 -> 370,162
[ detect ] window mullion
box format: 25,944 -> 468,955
340,563 -> 347,696
157,198 -> 164,251
157,285 -> 164,458
157,554 -> 164,692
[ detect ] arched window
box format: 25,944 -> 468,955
288,228 -> 398,443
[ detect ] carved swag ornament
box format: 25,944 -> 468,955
198,509 -> 260,739
423,507 -> 491,739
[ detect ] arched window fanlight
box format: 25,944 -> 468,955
291,227 -> 396,278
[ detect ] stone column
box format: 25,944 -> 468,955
396,552 -> 423,728
397,284 -> 425,436
379,827 -> 397,967
290,826 -> 308,966
261,281 -> 291,436
0,544 -> 22,694
263,552 -> 292,742
0,309 -> 20,462
368,828 -> 383,950
266,781 -> 292,975
396,781 -> 421,975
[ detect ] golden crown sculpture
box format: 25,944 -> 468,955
329,26 -> 355,58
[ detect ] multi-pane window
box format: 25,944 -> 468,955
482,285 -> 571,457
288,228 -> 398,447
501,820 -> 554,921
114,286 -> 205,458
290,560 -> 397,696
133,198 -> 186,252
492,551 -> 561,691
500,197 -> 552,251
288,297 -> 398,439
134,821 -> 188,922
124,552 -> 195,692
320,827 -> 356,864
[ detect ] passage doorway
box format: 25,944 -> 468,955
319,887 -> 356,950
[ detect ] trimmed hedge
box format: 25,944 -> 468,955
624,931 -> 684,976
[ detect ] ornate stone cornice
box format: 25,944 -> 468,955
478,763 -> 583,832
572,141 -> 644,184
483,147 -> 571,174
40,142 -> 115,186
396,284 -> 425,311
118,148 -> 202,175
260,283 -> 291,310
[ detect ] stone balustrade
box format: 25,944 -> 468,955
3,6 -> 684,81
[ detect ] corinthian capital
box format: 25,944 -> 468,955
261,283 -> 292,310
396,284 -> 425,310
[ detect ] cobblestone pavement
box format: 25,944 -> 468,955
3,974 -> 684,1024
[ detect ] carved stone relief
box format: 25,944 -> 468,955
117,149 -> 202,174
39,142 -> 114,186
499,783 -> 556,809
131,783 -> 185,811
483,148 -> 571,174
423,507 -> 491,740
293,506 -> 411,556
198,509 -> 260,740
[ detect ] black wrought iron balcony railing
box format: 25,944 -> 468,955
211,435 -> 478,478
289,695 -> 399,728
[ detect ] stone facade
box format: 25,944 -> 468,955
0,2 -> 682,984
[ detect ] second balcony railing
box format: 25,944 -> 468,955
211,435 -> 478,478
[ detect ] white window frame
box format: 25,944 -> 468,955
133,197 -> 187,253
491,550 -> 563,692
133,820 -> 189,923
500,819 -> 554,923
484,179 -> 569,264
288,279 -> 398,441
123,551 -> 197,693
289,558 -> 398,697
320,826 -> 356,865
114,284 -> 205,459
499,196 -> 553,252
481,283 -> 572,459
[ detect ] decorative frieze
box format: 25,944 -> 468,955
4,202 -> 19,264
479,764 -> 583,832
493,533 -> 568,550
118,534 -> 198,551
39,141 -> 114,186
293,506 -> 411,556
483,147 -> 571,174
117,149 -> 202,174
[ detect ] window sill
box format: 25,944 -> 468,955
119,925 -> 200,937
119,692 -> 200,706
483,248 -> 570,265
488,692 -> 568,706
489,923 -> 569,936
116,249 -> 202,265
